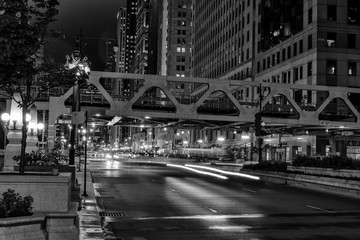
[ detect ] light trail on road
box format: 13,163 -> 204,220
166,163 -> 229,180
185,164 -> 260,180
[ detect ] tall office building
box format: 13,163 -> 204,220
155,0 -> 192,78
104,39 -> 117,72
192,0 -> 360,159
149,0 -> 193,151
134,0 -> 150,75
116,8 -> 127,74
126,0 -> 138,73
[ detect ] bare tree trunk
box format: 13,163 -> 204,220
19,82 -> 31,174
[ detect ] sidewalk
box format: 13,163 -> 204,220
76,163 -> 105,240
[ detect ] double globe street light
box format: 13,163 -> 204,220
64,52 -> 90,165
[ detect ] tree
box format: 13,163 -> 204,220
0,0 -> 62,174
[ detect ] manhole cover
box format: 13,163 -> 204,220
99,212 -> 125,217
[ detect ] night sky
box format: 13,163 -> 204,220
45,0 -> 126,71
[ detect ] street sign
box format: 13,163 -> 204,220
58,119 -> 71,124
72,111 -> 86,125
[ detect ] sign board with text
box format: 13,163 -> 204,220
72,111 -> 86,125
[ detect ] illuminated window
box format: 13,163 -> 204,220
326,60 -> 336,75
348,62 -> 357,76
327,32 -> 336,47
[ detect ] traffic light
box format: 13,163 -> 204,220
255,112 -> 262,136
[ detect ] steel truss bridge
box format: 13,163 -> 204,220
56,71 -> 360,135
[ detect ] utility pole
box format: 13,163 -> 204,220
82,111 -> 88,197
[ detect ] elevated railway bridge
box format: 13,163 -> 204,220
28,71 -> 360,155
55,72 -> 360,130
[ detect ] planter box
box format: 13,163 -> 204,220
287,165 -> 360,179
0,173 -> 71,212
14,165 -> 77,187
0,213 -> 46,240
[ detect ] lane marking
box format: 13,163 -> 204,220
209,208 -> 218,213
242,188 -> 256,193
306,205 -> 335,214
209,225 -> 252,232
137,213 -> 265,221
171,189 -> 176,192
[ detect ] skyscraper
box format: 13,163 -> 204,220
116,8 -> 127,74
126,0 -> 138,73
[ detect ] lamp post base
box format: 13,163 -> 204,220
69,148 -> 75,166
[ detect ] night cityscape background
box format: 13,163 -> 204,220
1,0 -> 360,239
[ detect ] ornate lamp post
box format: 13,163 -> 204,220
64,47 -> 90,165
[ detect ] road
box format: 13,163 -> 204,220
88,156 -> 360,240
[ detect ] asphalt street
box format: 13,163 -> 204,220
88,156 -> 360,240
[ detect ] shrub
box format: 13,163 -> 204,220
0,189 -> 33,218
13,148 -> 68,166
242,161 -> 287,172
292,155 -> 360,170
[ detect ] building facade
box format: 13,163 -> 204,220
190,0 -> 360,161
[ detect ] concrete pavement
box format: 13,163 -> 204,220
76,161 -> 106,240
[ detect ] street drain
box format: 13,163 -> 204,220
96,196 -> 116,200
99,212 -> 125,217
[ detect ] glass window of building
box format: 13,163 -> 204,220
326,60 -> 337,75
282,48 -> 286,61
308,34 -> 313,49
293,42 -> 297,56
348,0 -> 360,24
348,62 -> 357,76
327,32 -> 336,47
307,62 -> 312,76
308,8 -> 313,24
327,5 -> 336,21
282,71 -> 287,83
263,59 -> 266,70
348,34 -> 356,48
287,46 -> 291,59
299,40 -> 303,53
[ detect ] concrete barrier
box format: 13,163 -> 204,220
287,165 -> 360,179
240,169 -> 360,198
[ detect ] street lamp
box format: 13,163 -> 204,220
37,123 -> 44,148
241,135 -> 250,161
28,122 -> 36,135
1,112 -> 31,130
64,49 -> 90,165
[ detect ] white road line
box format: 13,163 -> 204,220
306,205 -> 335,214
137,213 -> 265,221
242,188 -> 256,193
171,189 -> 175,192
209,208 -> 218,213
